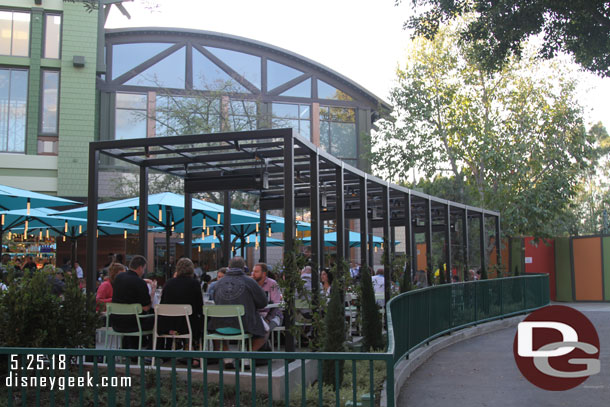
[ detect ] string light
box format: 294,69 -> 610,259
39,230 -> 43,239
96,230 -> 99,238
198,246 -> 201,253
26,199 -> 30,215
62,235 -> 66,242
46,229 -> 49,239
247,236 -> 250,244
1,214 -> 4,226
211,242 -> 215,249
79,225 -> 82,234
203,218 -> 206,229
159,208 -> 163,222
201,231 -> 205,239
180,233 -> 184,239
124,229 -> 127,239
268,227 -> 272,238
133,209 -> 137,221
24,220 -> 28,236
374,246 -> 378,253
217,213 -> 221,224
213,229 -> 216,238
206,227 -> 210,235
8,231 -> 11,240
64,220 -> 68,233
255,223 -> 259,232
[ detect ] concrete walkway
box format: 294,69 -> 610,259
398,303 -> 610,407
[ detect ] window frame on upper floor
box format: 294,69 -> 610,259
0,9 -> 31,58
43,13 -> 62,60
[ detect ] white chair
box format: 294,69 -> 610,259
151,304 -> 193,366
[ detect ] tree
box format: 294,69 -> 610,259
371,22 -> 596,238
322,279 -> 346,389
403,0 -> 610,77
359,265 -> 384,352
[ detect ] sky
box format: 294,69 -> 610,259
106,0 -> 610,131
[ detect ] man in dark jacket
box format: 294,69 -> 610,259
210,256 -> 268,351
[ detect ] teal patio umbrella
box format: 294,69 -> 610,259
302,231 -> 395,248
0,184 -> 78,212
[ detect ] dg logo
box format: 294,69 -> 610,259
513,305 -> 600,391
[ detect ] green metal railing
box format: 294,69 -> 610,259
386,274 -> 550,366
0,274 -> 549,407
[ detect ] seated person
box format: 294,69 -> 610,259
210,257 -> 268,351
158,258 -> 204,345
372,268 -> 385,306
251,262 -> 283,331
206,268 -> 226,299
96,262 -> 125,311
111,255 -> 154,348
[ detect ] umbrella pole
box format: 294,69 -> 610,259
165,225 -> 171,280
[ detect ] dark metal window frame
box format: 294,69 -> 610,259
38,68 -> 60,136
42,12 -> 62,60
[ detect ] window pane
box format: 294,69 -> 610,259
192,48 -> 249,93
41,71 -> 59,133
205,47 -> 261,89
319,121 -> 330,153
125,47 -> 185,89
2,69 -> 28,152
329,107 -> 355,122
156,95 -> 221,135
272,103 -> 299,119
0,12 -> 12,55
279,78 -> 311,98
317,79 -> 353,101
112,43 -> 173,79
115,109 -> 146,140
11,12 -> 30,57
299,120 -> 310,140
44,15 -> 61,59
116,92 -> 147,109
299,105 -> 310,119
330,122 -> 357,158
267,60 -> 303,90
228,100 -> 257,131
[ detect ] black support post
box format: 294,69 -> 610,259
382,184 -> 391,304
86,146 -> 99,294
359,176 -> 369,269
445,204 -> 452,282
463,209 -> 469,281
480,213 -> 487,279
335,165 -> 345,265
284,133 -> 296,352
495,215 -> 501,276
425,198 -> 432,277
184,193 -> 192,260
260,209 -> 267,262
405,192 -> 413,282
139,166 -> 148,259
223,191 -> 231,266
310,152 -> 321,304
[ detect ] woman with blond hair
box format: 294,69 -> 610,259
96,262 -> 125,310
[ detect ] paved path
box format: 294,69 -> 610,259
398,303 -> 610,407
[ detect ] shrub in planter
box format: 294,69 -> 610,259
359,265 -> 384,352
322,279 -> 346,389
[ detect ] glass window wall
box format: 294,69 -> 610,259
115,92 -> 147,140
279,78 -> 311,98
44,14 -> 61,59
228,100 -> 258,131
193,49 -> 249,93
318,79 -> 353,101
156,95 -> 221,136
205,47 -> 261,89
125,47 -> 186,89
0,11 -> 30,57
111,43 -> 173,80
319,106 -> 356,162
0,68 -> 28,152
41,70 -> 59,134
271,103 -> 310,140
267,60 -> 303,90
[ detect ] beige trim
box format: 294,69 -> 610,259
0,153 -> 58,170
0,176 -> 57,193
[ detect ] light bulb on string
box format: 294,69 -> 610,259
198,246 -> 201,253
62,235 -> 66,242
180,233 -> 184,239
203,218 -> 206,229
24,220 -> 28,236
206,227 -> 210,235
247,236 -> 250,244
46,229 -> 49,239
124,230 -> 127,239
217,213 -> 221,224
26,199 -> 30,215
213,229 -> 216,238
211,242 -> 215,249
133,209 -> 137,221
79,225 -> 82,234
201,231 -> 205,239
64,221 -> 68,233
159,208 -> 163,222
1,214 -> 4,226
268,227 -> 272,238
256,223 -> 259,232
39,230 -> 42,240
8,231 -> 11,240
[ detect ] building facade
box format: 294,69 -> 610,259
0,2 -> 387,198
0,0 -> 98,197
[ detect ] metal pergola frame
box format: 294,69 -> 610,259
86,128 -> 500,344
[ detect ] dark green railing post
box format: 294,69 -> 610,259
386,358 -> 395,407
474,281 -> 478,323
500,278 -> 504,316
427,290 -> 431,343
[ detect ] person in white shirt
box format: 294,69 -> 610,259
371,268 -> 385,306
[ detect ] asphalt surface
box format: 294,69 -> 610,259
397,303 -> 610,407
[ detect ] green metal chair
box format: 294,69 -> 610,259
203,304 -> 252,371
104,303 -> 154,364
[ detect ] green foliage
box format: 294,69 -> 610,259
359,265 -> 384,352
404,0 -> 610,77
372,22 -> 596,239
0,270 -> 98,348
322,279 -> 346,389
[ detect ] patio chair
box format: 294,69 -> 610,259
203,304 -> 252,372
104,303 -> 154,364
151,304 -> 193,366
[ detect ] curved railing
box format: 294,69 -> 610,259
386,274 -> 550,366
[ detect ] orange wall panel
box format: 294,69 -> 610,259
573,237 -> 603,301
524,237 -> 556,300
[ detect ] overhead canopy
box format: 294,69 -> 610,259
0,184 -> 78,212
